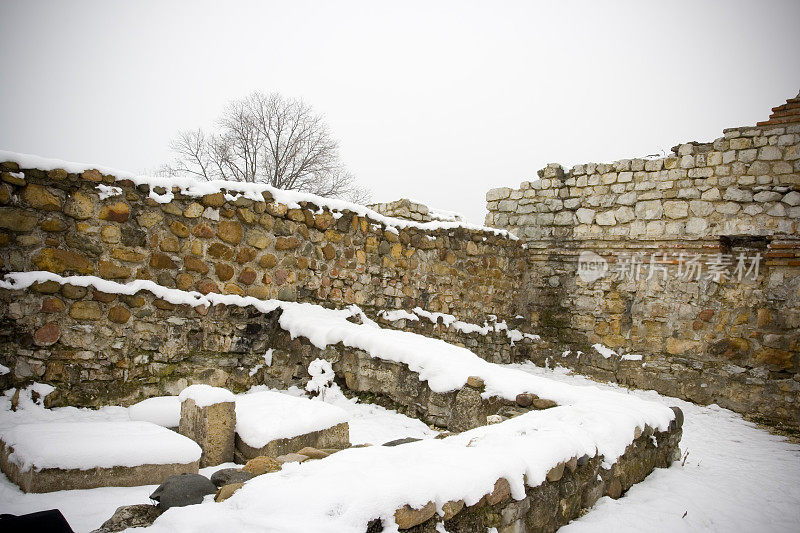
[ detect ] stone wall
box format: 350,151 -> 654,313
400,426 -> 682,532
486,119 -> 800,430
0,163 -> 522,323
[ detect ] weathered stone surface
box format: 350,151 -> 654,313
242,456 -> 282,476
69,301 -> 104,320
34,248 -> 93,274
179,397 -> 236,468
33,322 -> 60,346
149,473 -> 216,511
91,504 -> 161,533
210,468 -> 254,488
218,220 -> 244,244
394,501 -> 436,529
99,202 -> 130,222
22,184 -> 61,211
0,208 -> 38,232
214,482 -> 245,502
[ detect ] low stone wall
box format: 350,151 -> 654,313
0,280 -> 534,408
486,119 -> 800,430
396,426 -> 682,532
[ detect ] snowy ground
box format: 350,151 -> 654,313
509,363 -> 800,533
1,367 -> 798,532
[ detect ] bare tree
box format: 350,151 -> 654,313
161,92 -> 370,203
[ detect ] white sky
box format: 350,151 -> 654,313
1,0 -> 799,224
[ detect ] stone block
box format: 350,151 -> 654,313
179,397 -> 236,468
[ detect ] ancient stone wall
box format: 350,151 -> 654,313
0,163 -> 522,323
486,120 -> 800,430
0,159 -> 528,403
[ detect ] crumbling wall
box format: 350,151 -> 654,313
486,118 -> 800,430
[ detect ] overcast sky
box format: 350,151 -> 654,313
1,0 -> 799,224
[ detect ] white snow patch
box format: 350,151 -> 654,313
128,396 -> 181,428
306,359 -> 336,395
0,364 -> 8,376
234,389 -> 349,449
0,421 -> 200,472
178,384 -> 235,407
96,184 -> 122,199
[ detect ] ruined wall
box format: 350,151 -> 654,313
486,121 -> 800,429
0,157 -> 528,401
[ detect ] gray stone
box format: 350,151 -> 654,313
210,468 -> 254,488
149,473 -> 217,511
783,191 -> 800,206
383,437 -> 422,446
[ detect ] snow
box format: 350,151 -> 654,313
128,396 -> 181,428
507,363 -> 800,533
305,359 -> 336,394
95,184 -> 122,199
0,421 -> 201,472
178,384 -> 235,408
593,344 -> 643,363
0,271 -> 674,461
380,306 -> 539,344
0,149 -> 517,239
378,309 -> 420,322
0,364 -> 8,376
234,389 -> 349,449
0,371 -> 796,532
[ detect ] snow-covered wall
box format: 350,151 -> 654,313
486,109 -> 800,430
0,153 -> 532,404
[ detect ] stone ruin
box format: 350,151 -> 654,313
0,91 -> 797,531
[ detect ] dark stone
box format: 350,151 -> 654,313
149,473 -> 217,511
210,468 -> 255,488
515,392 -> 534,407
670,406 -> 684,430
365,518 -> 384,533
382,437 -> 421,447
91,504 -> 161,533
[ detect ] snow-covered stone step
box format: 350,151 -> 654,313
0,421 -> 201,493
234,390 -> 349,461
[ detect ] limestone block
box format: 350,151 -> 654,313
689,200 -> 714,217
758,145 -> 782,160
595,211 -> 617,226
615,206 -> 635,224
783,191 -> 800,206
701,188 -> 721,201
486,188 -> 512,201
575,208 -> 595,225
663,201 -> 688,219
179,397 -> 236,468
685,217 -> 708,235
723,187 -> 753,202
634,200 -> 663,220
